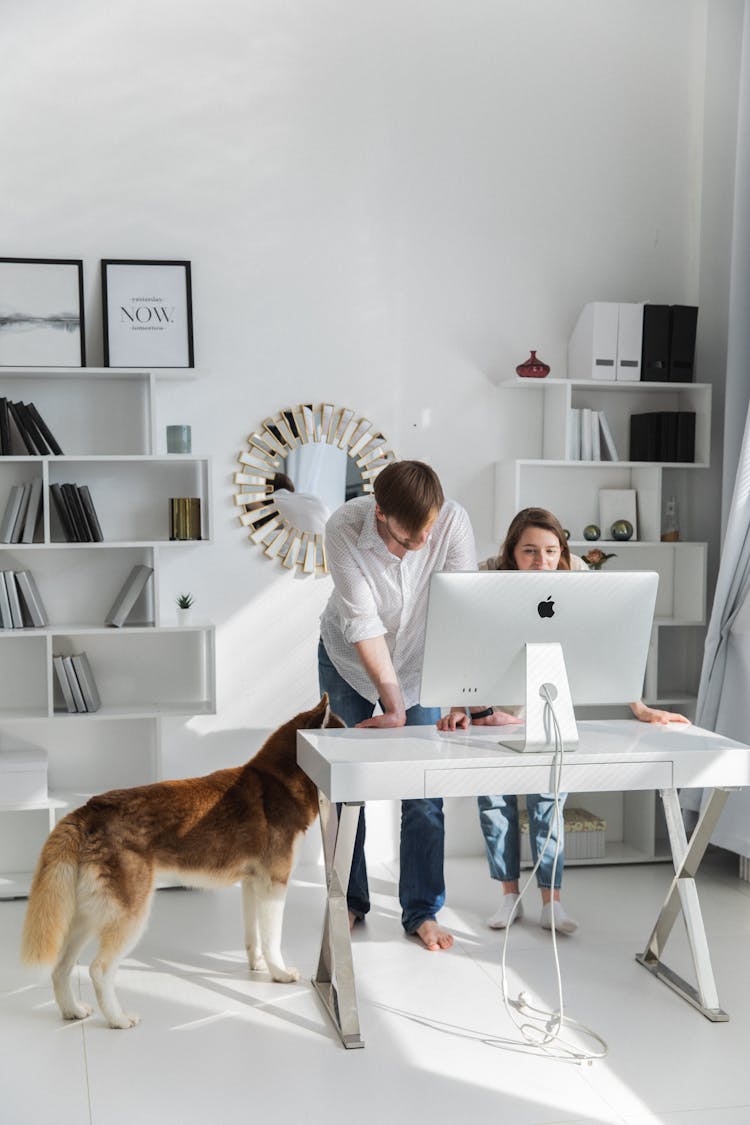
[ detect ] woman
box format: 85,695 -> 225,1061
438,507 -> 689,935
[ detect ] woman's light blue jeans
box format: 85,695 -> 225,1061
318,640 -> 443,933
477,792 -> 567,889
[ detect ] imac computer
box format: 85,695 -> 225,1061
420,570 -> 659,752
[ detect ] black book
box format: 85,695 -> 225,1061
77,485 -> 104,542
640,305 -> 671,382
669,306 -> 698,382
0,398 -> 10,456
25,402 -> 63,456
658,412 -> 679,462
677,411 -> 696,462
61,483 -> 90,541
7,401 -> 36,454
629,413 -> 660,461
15,402 -> 50,455
49,483 -> 77,542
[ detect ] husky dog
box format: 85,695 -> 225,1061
21,694 -> 340,1028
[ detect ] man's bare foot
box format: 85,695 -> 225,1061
348,910 -> 360,931
414,918 -> 453,951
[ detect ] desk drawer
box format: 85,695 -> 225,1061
424,759 -> 673,798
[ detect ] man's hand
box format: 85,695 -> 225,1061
356,710 -> 407,729
630,701 -> 691,725
436,708 -> 523,732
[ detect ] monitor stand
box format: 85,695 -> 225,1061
499,642 -> 579,753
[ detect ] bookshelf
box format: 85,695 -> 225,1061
0,368 -> 215,897
495,376 -> 710,865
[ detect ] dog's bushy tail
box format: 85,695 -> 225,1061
21,813 -> 82,965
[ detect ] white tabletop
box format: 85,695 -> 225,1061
297,720 -> 750,802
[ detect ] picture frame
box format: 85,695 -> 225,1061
599,488 -> 638,541
0,257 -> 85,367
101,259 -> 194,368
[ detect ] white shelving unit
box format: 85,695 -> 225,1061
496,376 -> 710,865
0,368 -> 215,897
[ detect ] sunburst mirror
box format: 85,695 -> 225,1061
234,403 -> 396,575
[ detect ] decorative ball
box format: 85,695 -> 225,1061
611,519 -> 634,541
562,529 -> 570,540
583,524 -> 600,541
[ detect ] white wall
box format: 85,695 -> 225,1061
0,0 -> 743,856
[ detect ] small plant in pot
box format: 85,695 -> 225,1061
176,592 -> 194,624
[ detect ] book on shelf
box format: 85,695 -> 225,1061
71,653 -> 101,713
61,483 -> 89,541
598,411 -> 620,461
0,571 -> 12,629
640,304 -> 671,382
52,655 -> 77,713
21,478 -> 43,544
25,402 -> 63,455
629,411 -> 696,462
14,570 -> 49,628
77,485 -> 104,542
668,305 -> 698,382
2,570 -> 24,628
62,655 -> 87,713
0,398 -> 11,455
105,564 -> 154,628
590,410 -> 602,461
49,483 -> 78,542
567,407 -> 581,460
15,402 -> 50,455
580,407 -> 593,460
9,482 -> 31,544
1,483 -> 26,543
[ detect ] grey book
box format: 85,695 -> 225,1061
3,570 -> 24,628
0,571 -> 12,628
1,484 -> 25,543
71,652 -> 101,713
21,479 -> 43,544
62,655 -> 87,712
105,564 -> 154,628
9,482 -> 31,544
52,654 -> 77,713
14,570 -> 49,627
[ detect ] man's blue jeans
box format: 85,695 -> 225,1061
477,792 -> 567,890
318,640 -> 443,933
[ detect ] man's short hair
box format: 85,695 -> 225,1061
372,461 -> 444,533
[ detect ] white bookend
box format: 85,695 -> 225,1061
14,570 -> 49,627
567,408 -> 581,460
71,653 -> 101,713
105,564 -> 154,628
591,411 -> 602,461
580,408 -> 593,460
9,483 -> 31,544
3,571 -> 24,628
21,479 -> 43,544
598,411 -> 620,461
52,655 -> 77,713
0,572 -> 12,628
62,655 -> 87,712
0,484 -> 25,543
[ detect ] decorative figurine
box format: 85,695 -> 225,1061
611,519 -> 634,541
581,548 -> 617,570
515,350 -> 551,379
583,524 -> 600,541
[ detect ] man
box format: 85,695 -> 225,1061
318,460 -> 476,951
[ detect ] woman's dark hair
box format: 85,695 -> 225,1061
372,460 -> 444,534
496,507 -> 571,571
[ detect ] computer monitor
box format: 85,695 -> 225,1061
420,570 -> 658,752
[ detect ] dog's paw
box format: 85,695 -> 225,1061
62,1002 -> 93,1021
247,949 -> 268,973
270,966 -> 300,984
108,1012 -> 141,1029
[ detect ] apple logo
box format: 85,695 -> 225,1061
537,596 -> 555,619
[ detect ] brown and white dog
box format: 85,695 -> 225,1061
21,694 -> 340,1028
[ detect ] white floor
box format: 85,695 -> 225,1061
3,850 -> 750,1125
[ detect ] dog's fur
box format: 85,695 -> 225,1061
21,694 -> 341,1028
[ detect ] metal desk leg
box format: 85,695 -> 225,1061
311,795 -> 365,1048
635,786 -> 730,1022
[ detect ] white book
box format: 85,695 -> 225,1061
105,564 -> 154,628
0,484 -> 25,543
21,479 -> 43,544
9,483 -> 31,544
3,571 -> 24,628
591,411 -> 602,461
580,408 -> 593,460
62,655 -> 87,712
567,408 -> 581,461
0,572 -> 12,628
598,411 -> 620,461
52,655 -> 77,713
14,570 -> 49,627
71,653 -> 101,713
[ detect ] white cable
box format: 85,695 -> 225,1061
499,683 -> 609,1063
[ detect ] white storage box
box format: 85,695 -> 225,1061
0,749 -> 48,805
521,806 -> 606,863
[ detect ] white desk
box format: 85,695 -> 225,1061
297,720 -> 750,1048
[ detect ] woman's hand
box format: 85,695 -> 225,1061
629,700 -> 691,725
436,708 -> 523,732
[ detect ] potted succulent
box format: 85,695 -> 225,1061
176,591 -> 194,625
581,548 -> 617,571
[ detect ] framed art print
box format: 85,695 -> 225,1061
0,257 -> 85,366
102,259 -> 194,368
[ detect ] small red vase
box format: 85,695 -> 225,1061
515,350 -> 550,379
